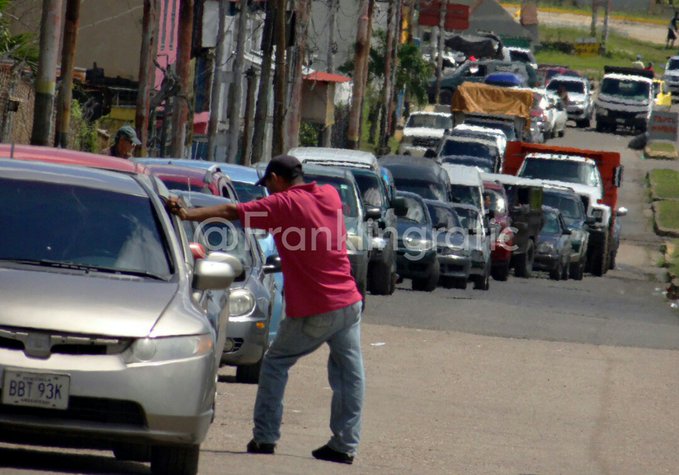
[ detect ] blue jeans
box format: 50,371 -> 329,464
252,301 -> 365,455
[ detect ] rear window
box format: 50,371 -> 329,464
352,171 -> 385,208
233,180 -> 267,202
305,174 -> 360,217
547,80 -> 584,94
0,178 -> 173,277
440,139 -> 493,158
160,177 -> 211,194
394,178 -> 447,202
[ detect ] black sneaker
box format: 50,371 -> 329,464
311,444 -> 354,465
247,439 -> 275,454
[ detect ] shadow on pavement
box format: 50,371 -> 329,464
0,446 -> 148,474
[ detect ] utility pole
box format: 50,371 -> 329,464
207,0 -> 227,161
31,0 -> 64,146
286,0 -> 310,149
241,68 -> 257,165
388,0 -> 402,137
347,0 -> 374,150
170,0 -> 194,158
590,0 -> 599,37
54,0 -> 80,149
135,0 -> 159,156
378,0 -> 395,153
251,0 -> 275,163
272,0 -> 287,157
227,0 -> 249,163
601,0 -> 611,54
321,0 -> 337,147
434,0 -> 447,104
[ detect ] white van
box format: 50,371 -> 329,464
441,163 -> 485,214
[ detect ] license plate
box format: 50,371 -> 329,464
616,118 -> 626,124
2,370 -> 70,410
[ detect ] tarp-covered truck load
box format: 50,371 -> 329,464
452,82 -> 534,140
503,141 -> 624,276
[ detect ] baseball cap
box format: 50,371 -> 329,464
115,125 -> 142,146
256,154 -> 303,186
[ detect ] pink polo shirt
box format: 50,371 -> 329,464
236,182 -> 362,318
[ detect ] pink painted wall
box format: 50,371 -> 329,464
155,0 -> 181,90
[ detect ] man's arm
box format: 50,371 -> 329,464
166,196 -> 238,221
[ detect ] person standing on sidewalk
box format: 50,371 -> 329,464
667,12 -> 679,49
166,154 -> 365,465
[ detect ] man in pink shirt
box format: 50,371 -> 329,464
167,155 -> 364,465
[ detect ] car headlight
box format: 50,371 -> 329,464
229,288 -> 256,316
127,334 -> 214,363
635,112 -> 649,119
404,236 -> 434,251
571,100 -> 584,106
538,242 -> 556,254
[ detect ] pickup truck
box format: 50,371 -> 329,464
595,66 -> 654,134
503,142 -> 625,276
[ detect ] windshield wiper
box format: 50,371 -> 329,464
0,258 -> 169,281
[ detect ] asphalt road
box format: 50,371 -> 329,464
2,125 -> 679,474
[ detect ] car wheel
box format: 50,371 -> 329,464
236,359 -> 263,384
439,90 -> 452,105
558,128 -> 565,138
412,259 -> 440,292
549,260 -> 562,280
151,444 -> 200,475
113,443 -> 151,462
491,261 -> 510,281
561,259 -> 570,281
570,258 -> 585,280
595,121 -> 606,132
473,266 -> 490,290
369,249 -> 396,295
609,249 -> 617,270
591,232 -> 610,277
514,240 -> 534,278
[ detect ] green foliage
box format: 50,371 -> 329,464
655,200 -> 679,230
396,42 -> 433,106
299,121 -> 321,147
0,2 -> 38,66
71,100 -> 98,152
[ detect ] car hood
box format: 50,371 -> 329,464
567,93 -> 587,103
403,127 -> 446,138
0,267 -> 180,337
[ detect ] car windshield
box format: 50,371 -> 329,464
453,207 -> 477,229
547,80 -> 584,94
450,184 -> 480,208
352,171 -> 384,208
305,174 -> 359,217
464,119 -> 516,140
600,78 -> 650,101
543,194 -> 583,219
426,204 -> 460,229
406,114 -> 452,129
183,219 -> 253,267
233,180 -> 267,202
398,195 -> 427,224
519,158 -> 599,187
440,139 -> 492,158
485,189 -> 507,214
542,213 -> 561,234
0,178 -> 173,278
510,50 -> 532,63
160,177 -> 211,194
442,156 -> 494,173
668,58 -> 679,70
394,178 -> 447,201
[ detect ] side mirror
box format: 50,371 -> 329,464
365,206 -> 382,221
192,259 -> 237,290
392,197 -> 408,217
616,206 -> 628,217
585,216 -> 597,226
190,242 -> 207,260
562,228 -> 572,235
423,149 -> 437,159
263,255 -> 282,274
206,251 -> 245,281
